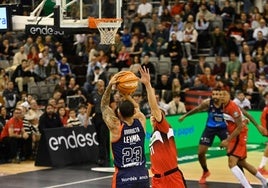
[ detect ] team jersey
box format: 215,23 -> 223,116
111,119 -> 149,187
223,100 -> 247,133
206,99 -> 226,128
261,105 -> 268,130
223,100 -> 248,159
149,116 -> 178,175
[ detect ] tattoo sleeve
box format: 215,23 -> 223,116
101,84 -> 112,111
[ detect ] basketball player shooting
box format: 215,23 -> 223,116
101,72 -> 150,188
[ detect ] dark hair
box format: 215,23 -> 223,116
119,100 -> 135,118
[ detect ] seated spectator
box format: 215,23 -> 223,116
170,0 -> 184,17
98,49 -> 109,70
141,92 -> 169,116
108,45 -> 118,68
210,26 -> 227,56
220,0 -> 236,29
183,77 -> 209,91
155,74 -> 172,102
227,70 -> 244,97
116,45 -> 131,70
34,59 -> 47,82
11,59 -> 35,93
243,77 -> 259,108
67,109 -> 81,127
46,58 -> 60,83
58,106 -> 68,127
84,66 -> 106,93
130,16 -> 147,37
0,107 -> 28,163
153,23 -> 170,48
24,111 -> 40,159
142,36 -> 157,57
129,35 -> 143,58
38,104 -> 63,134
181,22 -> 198,60
195,12 -> 210,48
58,56 -> 74,81
171,78 -> 182,94
125,0 -> 137,24
136,0 -> 152,19
77,104 -> 91,127
252,31 -> 267,54
233,90 -> 251,109
226,20 -> 245,55
243,22 -> 255,47
169,65 -> 184,87
141,54 -> 156,81
147,13 -> 161,36
194,56 -> 211,77
0,106 -> 8,134
199,67 -> 216,89
30,98 -> 43,116
0,39 -> 14,61
225,52 -> 241,80
212,56 -> 226,77
167,92 -> 186,115
180,57 -> 195,81
54,76 -> 68,99
3,81 -> 19,115
129,55 -> 141,76
167,33 -> 183,66
240,54 -> 257,81
255,73 -> 268,94
160,6 -> 172,28
0,68 -> 9,96
7,45 -> 27,72
66,77 -> 80,97
27,45 -> 40,65
253,19 -> 268,40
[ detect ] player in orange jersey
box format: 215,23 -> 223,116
139,67 -> 186,188
257,92 -> 268,175
220,89 -> 268,188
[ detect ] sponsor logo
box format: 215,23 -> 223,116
48,130 -> 98,151
25,25 -> 64,35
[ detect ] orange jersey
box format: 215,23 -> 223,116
261,106 -> 268,130
150,116 -> 186,188
223,100 -> 248,159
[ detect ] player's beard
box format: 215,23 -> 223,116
213,98 -> 219,103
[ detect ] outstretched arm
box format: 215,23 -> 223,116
179,99 -> 210,122
241,107 -> 267,135
139,67 -> 162,122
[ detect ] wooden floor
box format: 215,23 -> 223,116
0,151 -> 266,187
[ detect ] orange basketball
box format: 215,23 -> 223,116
116,71 -> 139,95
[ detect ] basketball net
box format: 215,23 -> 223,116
94,18 -> 123,45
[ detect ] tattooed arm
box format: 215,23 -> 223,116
101,75 -> 120,133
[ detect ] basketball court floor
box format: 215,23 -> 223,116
0,151 -> 266,188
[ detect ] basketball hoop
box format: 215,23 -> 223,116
88,17 -> 122,45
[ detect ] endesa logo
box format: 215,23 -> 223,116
25,25 -> 64,36
48,131 -> 99,151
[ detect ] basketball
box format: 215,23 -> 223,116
116,71 -> 139,95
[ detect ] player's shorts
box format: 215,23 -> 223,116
152,168 -> 187,188
112,165 -> 150,188
199,126 -> 228,146
227,128 -> 248,159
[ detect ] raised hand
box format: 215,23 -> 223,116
139,66 -> 151,86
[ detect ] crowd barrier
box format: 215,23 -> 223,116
35,111 -> 265,167
35,126 -> 99,167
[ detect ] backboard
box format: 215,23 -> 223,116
13,0 -> 123,34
